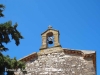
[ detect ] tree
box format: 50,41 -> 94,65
0,4 -> 5,17
0,4 -> 25,75
0,54 -> 26,75
0,4 -> 23,51
0,21 -> 23,52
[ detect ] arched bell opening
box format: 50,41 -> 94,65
46,32 -> 54,48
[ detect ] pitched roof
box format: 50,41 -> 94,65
41,28 -> 60,35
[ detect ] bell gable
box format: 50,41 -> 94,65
40,25 -> 61,50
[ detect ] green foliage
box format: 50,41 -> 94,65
0,4 -> 23,52
0,53 -> 5,75
0,54 -> 25,75
0,21 -> 24,52
0,4 -> 5,17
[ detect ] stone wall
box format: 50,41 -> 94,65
18,51 -> 95,75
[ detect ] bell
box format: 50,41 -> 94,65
47,37 -> 53,44
48,41 -> 53,44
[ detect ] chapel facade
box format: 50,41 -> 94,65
15,26 -> 96,75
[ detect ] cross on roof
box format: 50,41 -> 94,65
48,25 -> 52,29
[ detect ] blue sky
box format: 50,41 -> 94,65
1,0 -> 100,74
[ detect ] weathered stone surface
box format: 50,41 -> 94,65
16,50 -> 95,75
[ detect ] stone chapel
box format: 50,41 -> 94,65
15,26 -> 96,75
